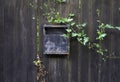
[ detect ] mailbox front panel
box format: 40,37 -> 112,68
43,25 -> 69,55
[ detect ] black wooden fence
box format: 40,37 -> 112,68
0,0 -> 120,82
0,0 -> 36,82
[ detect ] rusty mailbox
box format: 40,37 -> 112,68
43,24 -> 69,55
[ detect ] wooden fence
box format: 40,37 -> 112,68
40,0 -> 120,82
0,0 -> 36,82
0,0 -> 120,82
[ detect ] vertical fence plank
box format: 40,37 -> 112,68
0,2 -> 4,81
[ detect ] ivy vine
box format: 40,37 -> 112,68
30,0 -> 120,81
41,1 -> 120,60
64,9 -> 120,60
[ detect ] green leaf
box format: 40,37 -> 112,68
62,34 -> 69,38
69,13 -> 75,17
100,33 -> 107,38
81,23 -> 87,27
70,22 -> 75,26
58,0 -> 66,3
77,38 -> 82,42
115,27 -> 120,30
99,23 -> 105,28
105,24 -> 114,28
66,29 -> 72,33
83,37 -> 89,45
67,18 -> 73,22
119,8 -> 120,11
96,9 -> 100,17
93,43 -> 100,48
77,33 -> 82,37
55,12 -> 60,19
96,33 -> 107,40
62,0 -> 66,2
72,33 -> 77,37
61,18 -> 68,23
32,17 -> 35,20
97,30 -> 101,35
97,20 -> 101,23
43,3 -> 48,8
97,50 -> 103,55
33,60 -> 40,66
48,17 -> 54,23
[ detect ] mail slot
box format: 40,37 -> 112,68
43,24 -> 69,55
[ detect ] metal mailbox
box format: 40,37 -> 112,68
43,24 -> 69,55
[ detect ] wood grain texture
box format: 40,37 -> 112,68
0,0 -> 120,82
0,0 -> 36,82
40,0 -> 120,82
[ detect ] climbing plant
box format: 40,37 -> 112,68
29,0 -> 47,82
33,0 -> 120,61
64,9 -> 120,60
29,0 -> 120,81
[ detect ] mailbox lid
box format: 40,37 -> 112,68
43,24 -> 68,35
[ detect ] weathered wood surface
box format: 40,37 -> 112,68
0,0 -> 36,82
39,0 -> 120,82
0,0 -> 120,82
